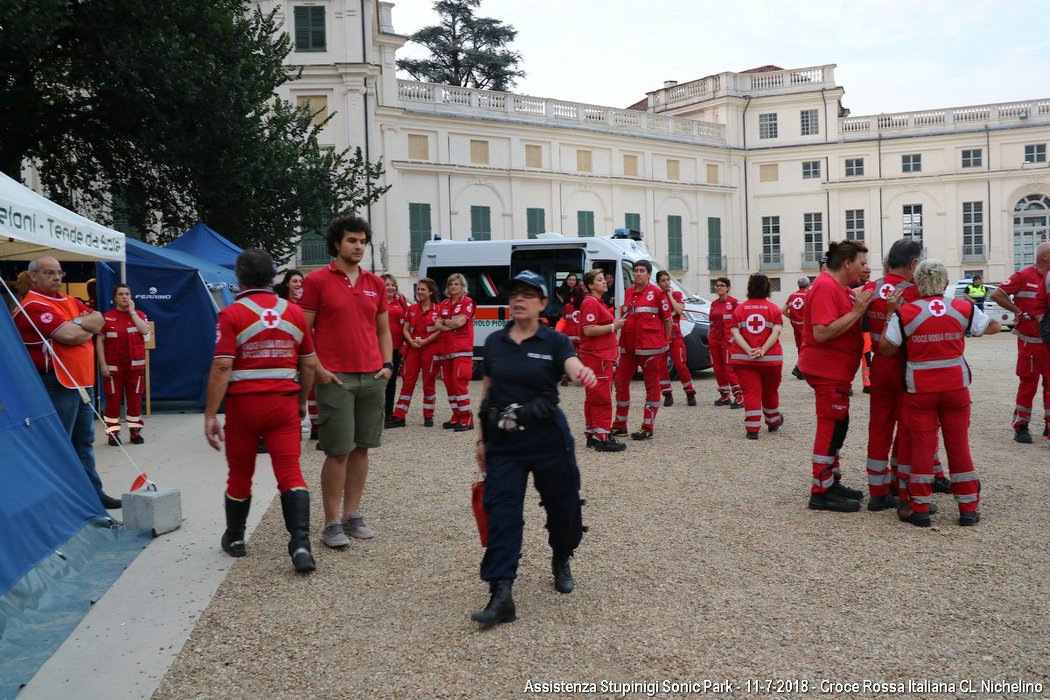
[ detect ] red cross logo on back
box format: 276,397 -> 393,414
260,308 -> 281,328
928,299 -> 946,317
791,297 -> 804,310
880,283 -> 894,299
746,314 -> 765,333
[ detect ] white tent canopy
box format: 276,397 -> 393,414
0,172 -> 125,262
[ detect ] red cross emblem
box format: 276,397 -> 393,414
928,299 -> 946,317
260,308 -> 281,328
746,314 -> 766,333
791,297 -> 804,310
880,283 -> 894,299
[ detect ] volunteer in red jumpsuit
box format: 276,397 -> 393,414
97,284 -> 151,446
709,277 -> 743,408
205,248 -> 318,572
611,259 -> 672,441
879,258 -> 1000,527
391,277 -> 441,427
382,273 -> 409,427
656,271 -> 697,406
435,273 -> 476,431
579,268 -> 627,452
782,276 -> 810,380
990,241 -> 1050,444
728,273 -> 784,439
275,270 -> 317,438
800,240 -> 873,513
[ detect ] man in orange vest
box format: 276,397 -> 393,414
13,256 -> 122,510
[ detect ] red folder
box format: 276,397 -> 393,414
472,480 -> 488,547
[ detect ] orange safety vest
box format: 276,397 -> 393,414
28,292 -> 95,389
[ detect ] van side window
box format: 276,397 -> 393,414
510,247 -> 585,318
425,266 -> 511,306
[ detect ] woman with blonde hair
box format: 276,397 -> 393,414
434,273 -> 476,430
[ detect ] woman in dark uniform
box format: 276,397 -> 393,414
471,270 -> 596,626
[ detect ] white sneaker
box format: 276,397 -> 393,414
322,521 -> 351,548
343,514 -> 375,539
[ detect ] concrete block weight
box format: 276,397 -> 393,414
122,486 -> 183,536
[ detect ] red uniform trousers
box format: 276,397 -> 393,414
1012,339 -> 1049,431
224,394 -> 308,500
440,355 -> 474,426
900,388 -> 980,515
613,351 -> 663,433
807,375 -> 852,494
659,336 -> 695,396
394,345 -> 437,420
865,356 -> 902,498
860,333 -> 872,388
734,364 -> 782,434
581,354 -> 614,439
102,365 -> 145,435
709,340 -> 742,401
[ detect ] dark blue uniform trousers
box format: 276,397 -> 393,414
480,411 -> 585,582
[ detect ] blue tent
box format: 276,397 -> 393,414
164,222 -> 242,270
96,238 -> 239,404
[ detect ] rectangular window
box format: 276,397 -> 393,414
962,201 -> 984,259
526,207 -> 545,239
667,215 -> 683,271
623,154 -> 639,176
761,216 -> 782,269
759,163 -> 779,182
800,109 -> 819,136
470,140 -> 489,165
802,160 -> 821,179
769,278 -> 781,293
902,153 -> 922,173
625,212 -> 641,231
577,210 -> 595,238
706,163 -> 719,184
803,213 -> 823,267
293,6 -> 326,52
408,203 -> 431,271
844,209 -> 865,242
525,144 -> 542,168
296,95 -> 328,127
470,205 -> 491,241
707,217 -> 723,271
902,204 -> 923,244
759,113 -> 778,139
1025,144 -> 1047,163
577,149 -> 593,172
962,148 -> 982,168
407,134 -> 429,160
666,159 -> 680,180
845,158 -> 864,176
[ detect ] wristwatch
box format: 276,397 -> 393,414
73,317 -> 83,326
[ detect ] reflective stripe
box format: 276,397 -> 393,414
105,332 -> 119,338
744,410 -> 762,417
230,368 -> 298,382
910,475 -> 934,484
813,475 -> 835,488
812,454 -> 836,465
633,306 -> 659,313
867,458 -> 889,470
1015,291 -> 1039,298
636,346 -> 669,356
645,401 -> 661,408
591,428 -> 609,435
762,408 -> 780,416
616,401 -> 631,407
1013,330 -> 1043,343
911,495 -> 932,504
106,365 -> 119,372
869,332 -> 882,341
130,359 -> 145,367
955,494 -> 978,503
904,356 -> 969,392
448,351 -> 474,359
868,473 -> 892,486
127,327 -> 140,334
234,298 -> 305,345
950,472 -> 979,483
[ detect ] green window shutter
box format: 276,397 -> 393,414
526,208 -> 545,239
470,205 -> 491,241
577,211 -> 594,237
667,215 -> 683,271
409,203 -> 431,271
707,217 -> 722,270
294,6 -> 326,51
625,212 -> 641,231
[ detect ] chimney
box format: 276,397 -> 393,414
664,80 -> 678,88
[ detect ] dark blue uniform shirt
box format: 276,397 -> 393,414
482,323 -> 576,408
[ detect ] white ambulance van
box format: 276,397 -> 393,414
417,230 -> 712,375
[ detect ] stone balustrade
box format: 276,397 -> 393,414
840,99 -> 1050,139
647,65 -> 836,112
397,80 -> 726,146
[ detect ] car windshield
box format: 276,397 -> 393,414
653,267 -> 709,306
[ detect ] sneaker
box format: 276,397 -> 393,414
867,494 -> 899,511
686,394 -> 697,406
100,493 -> 123,510
663,393 -> 673,407
898,507 -> 931,528
385,417 -> 406,429
442,420 -> 457,430
959,511 -> 980,526
791,366 -> 804,380
423,418 -> 434,427
928,501 -> 939,515
107,434 -> 121,447
808,491 -> 860,513
594,437 -> 626,452
730,400 -> 744,410
453,422 -> 474,432
343,514 -> 375,539
322,521 -> 351,548
828,481 -> 864,501
1014,426 -> 1033,444
630,429 -> 654,441
745,432 -> 758,440
714,396 -> 732,406
130,432 -> 144,445
585,435 -> 598,449
610,427 -> 629,438
257,439 -> 268,454
932,476 -> 952,494
768,416 -> 785,433
862,386 -> 871,394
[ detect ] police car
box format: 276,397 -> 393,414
948,279 -> 1014,328
418,230 -> 712,375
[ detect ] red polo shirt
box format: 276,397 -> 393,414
799,271 -> 863,382
578,295 -> 618,361
299,263 -> 388,373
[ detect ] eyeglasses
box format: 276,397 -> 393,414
39,270 -> 66,279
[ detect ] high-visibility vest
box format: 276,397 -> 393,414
229,297 -> 302,384
897,296 -> 974,393
24,291 -> 95,389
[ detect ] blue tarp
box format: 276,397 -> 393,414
96,238 -> 239,404
164,221 -> 241,270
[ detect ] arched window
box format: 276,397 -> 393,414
1013,194 -> 1050,269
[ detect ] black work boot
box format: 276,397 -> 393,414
686,393 -> 697,406
221,494 -> 251,557
1014,426 -> 1033,444
663,393 -> 673,407
471,580 -> 516,625
281,489 -> 316,573
552,556 -> 574,594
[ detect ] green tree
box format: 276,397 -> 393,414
0,0 -> 388,262
397,0 -> 525,91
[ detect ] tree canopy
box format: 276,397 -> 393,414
0,0 -> 387,262
397,0 -> 525,92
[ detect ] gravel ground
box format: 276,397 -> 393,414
154,333 -> 1049,699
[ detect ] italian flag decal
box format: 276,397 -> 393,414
480,272 -> 499,297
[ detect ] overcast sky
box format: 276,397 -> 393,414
392,0 -> 1050,116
